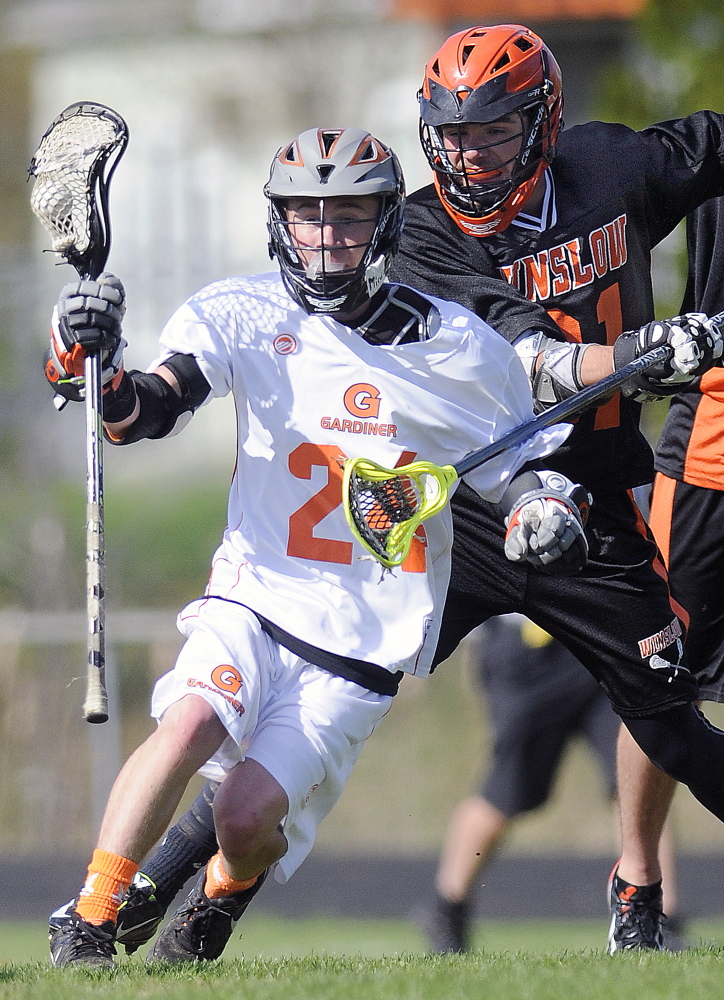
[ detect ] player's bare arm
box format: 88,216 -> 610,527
514,317 -> 723,415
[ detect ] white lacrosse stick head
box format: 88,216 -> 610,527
29,102 -> 128,277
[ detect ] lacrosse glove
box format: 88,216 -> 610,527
502,470 -> 591,576
44,272 -> 127,405
613,312 -> 724,402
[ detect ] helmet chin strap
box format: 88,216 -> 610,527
364,254 -> 387,298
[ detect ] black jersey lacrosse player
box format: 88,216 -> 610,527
389,23 -> 724,955
111,24 -> 724,959
644,193 -> 724,930
651,194 -> 724,703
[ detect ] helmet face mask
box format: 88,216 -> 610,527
266,128 -> 405,316
418,24 -> 563,236
422,103 -> 553,218
269,194 -> 393,314
424,111 -> 526,216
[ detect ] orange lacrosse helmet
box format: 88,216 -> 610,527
419,24 -> 563,236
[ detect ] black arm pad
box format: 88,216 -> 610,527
102,370 -> 137,423
106,353 -> 211,445
498,470 -> 543,517
162,352 -> 213,410
498,467 -> 591,525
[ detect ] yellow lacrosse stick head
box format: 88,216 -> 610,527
343,456 -> 458,568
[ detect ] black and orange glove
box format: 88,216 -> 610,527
44,272 -> 127,406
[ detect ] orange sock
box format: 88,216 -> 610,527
203,851 -> 261,899
75,849 -> 139,926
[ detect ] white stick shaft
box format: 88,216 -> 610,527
83,352 -> 108,723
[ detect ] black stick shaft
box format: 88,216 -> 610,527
454,344 -> 671,477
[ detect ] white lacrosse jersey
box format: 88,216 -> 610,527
150,273 -> 570,677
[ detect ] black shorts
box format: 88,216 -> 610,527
476,616 -> 618,816
649,472 -> 724,702
433,485 -> 699,719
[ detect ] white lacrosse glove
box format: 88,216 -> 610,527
503,470 -> 591,576
44,272 -> 127,405
613,312 -> 724,401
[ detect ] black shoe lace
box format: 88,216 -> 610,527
615,897 -> 664,947
65,918 -> 117,960
175,900 -> 233,957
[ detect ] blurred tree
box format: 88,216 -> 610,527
599,0 -> 724,126
595,0 -> 724,328
0,37 -> 35,464
0,29 -> 55,609
595,0 -> 724,436
0,42 -> 33,247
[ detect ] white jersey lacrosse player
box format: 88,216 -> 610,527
46,126 -> 584,968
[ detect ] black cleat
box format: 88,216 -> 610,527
415,894 -> 470,954
48,901 -> 116,968
607,867 -> 665,954
147,866 -> 268,963
116,873 -> 167,954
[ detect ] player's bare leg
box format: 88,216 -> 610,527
616,723 -> 676,886
422,795 -> 509,953
436,796 -> 509,903
117,761 -> 302,954
116,782 -> 220,953
49,695 -> 227,967
95,696 -> 227,862
212,757 -> 289,880
148,758 -> 288,963
608,722 -> 677,953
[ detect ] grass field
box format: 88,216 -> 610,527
3,917 -> 724,999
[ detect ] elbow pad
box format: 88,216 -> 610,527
107,353 -> 211,445
513,331 -> 588,414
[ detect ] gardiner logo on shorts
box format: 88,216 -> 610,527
638,618 -> 683,659
211,664 -> 243,695
187,678 -> 245,716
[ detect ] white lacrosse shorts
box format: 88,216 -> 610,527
151,597 -> 393,882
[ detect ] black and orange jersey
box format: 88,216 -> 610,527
655,195 -> 724,490
390,113 -> 724,494
655,368 -> 724,489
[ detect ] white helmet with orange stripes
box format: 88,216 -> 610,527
265,127 -> 405,316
